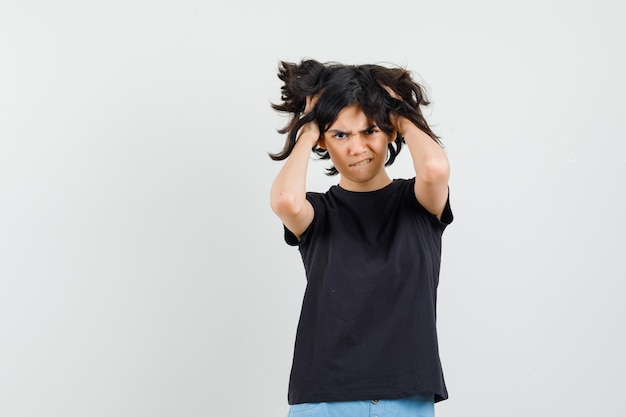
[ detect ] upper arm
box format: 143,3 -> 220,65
414,157 -> 450,220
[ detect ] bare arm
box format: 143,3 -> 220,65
397,117 -> 450,219
270,106 -> 319,239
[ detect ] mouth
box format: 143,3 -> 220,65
350,158 -> 372,167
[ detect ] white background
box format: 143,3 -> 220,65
1,1 -> 625,416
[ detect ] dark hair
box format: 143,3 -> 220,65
269,59 -> 441,175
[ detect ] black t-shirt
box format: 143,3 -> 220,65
284,178 -> 453,405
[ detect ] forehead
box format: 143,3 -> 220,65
327,105 -> 373,130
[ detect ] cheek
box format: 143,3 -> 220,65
378,137 -> 392,150
324,145 -> 340,163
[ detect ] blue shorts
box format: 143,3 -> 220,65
286,394 -> 435,417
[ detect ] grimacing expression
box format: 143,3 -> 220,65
319,105 -> 394,192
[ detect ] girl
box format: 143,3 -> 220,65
269,59 -> 453,417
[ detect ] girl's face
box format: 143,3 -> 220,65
319,105 -> 394,192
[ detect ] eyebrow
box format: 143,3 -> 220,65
327,125 -> 378,135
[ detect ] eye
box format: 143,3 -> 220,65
333,132 -> 347,140
364,127 -> 379,135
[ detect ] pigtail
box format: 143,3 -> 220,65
371,67 -> 441,146
269,60 -> 326,161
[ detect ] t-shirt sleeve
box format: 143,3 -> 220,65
439,190 -> 454,228
284,225 -> 300,246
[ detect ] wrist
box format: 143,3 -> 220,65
298,123 -> 321,146
395,116 -> 414,135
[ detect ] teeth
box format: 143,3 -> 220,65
353,159 -> 371,167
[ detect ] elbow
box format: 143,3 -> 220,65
418,156 -> 450,185
270,191 -> 304,218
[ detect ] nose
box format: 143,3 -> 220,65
348,134 -> 367,154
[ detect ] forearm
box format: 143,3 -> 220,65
270,128 -> 318,215
397,117 -> 450,217
398,118 -> 449,183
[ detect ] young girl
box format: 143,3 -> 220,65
269,59 -> 453,417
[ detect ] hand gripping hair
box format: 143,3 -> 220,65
269,59 -> 441,175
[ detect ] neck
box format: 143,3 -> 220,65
338,173 -> 392,192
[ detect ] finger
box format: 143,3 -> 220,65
381,84 -> 401,100
304,94 -> 320,114
304,96 -> 313,113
